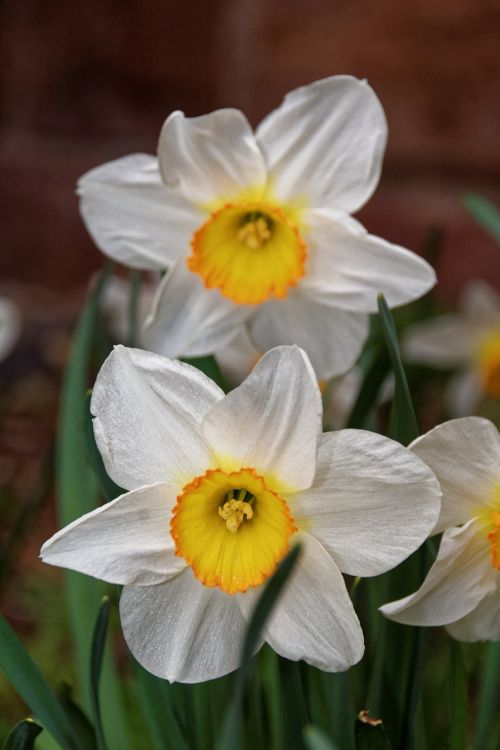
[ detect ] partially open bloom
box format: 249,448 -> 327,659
404,281 -> 500,414
78,76 -> 435,379
381,417 -> 500,641
41,345 -> 440,682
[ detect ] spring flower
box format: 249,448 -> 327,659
381,417 -> 500,641
41,345 -> 440,682
404,280 -> 500,414
78,75 -> 435,379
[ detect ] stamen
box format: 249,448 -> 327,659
237,216 -> 272,249
218,492 -> 254,533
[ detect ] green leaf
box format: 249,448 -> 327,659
133,662 -> 188,750
216,545 -> 302,750
2,719 -> 43,750
346,345 -> 389,429
183,355 -> 228,392
377,294 -> 418,446
83,390 -> 124,501
354,713 -> 391,750
56,265 -> 131,749
57,683 -> 96,749
449,640 -> 467,750
90,598 -> 111,750
0,616 -> 81,750
303,725 -> 338,750
474,641 -> 499,750
463,193 -> 500,242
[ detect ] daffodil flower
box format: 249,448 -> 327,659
381,417 -> 500,641
404,280 -> 500,414
41,345 -> 440,682
78,76 -> 435,379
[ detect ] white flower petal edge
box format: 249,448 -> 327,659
462,280 -> 500,322
238,533 -> 364,672
291,430 -> 441,577
143,261 -> 253,359
77,154 -> 203,269
202,346 -> 322,492
250,291 -> 369,380
380,518 -> 497,627
215,327 -> 261,388
445,372 -> 482,418
409,418 -> 500,534
120,568 -> 248,683
158,109 -> 267,206
301,209 -> 436,313
41,483 -> 185,585
446,579 -> 500,641
91,345 -> 223,490
0,297 -> 21,361
403,315 -> 477,368
256,75 -> 387,213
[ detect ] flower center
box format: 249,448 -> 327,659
218,488 -> 255,532
475,330 -> 500,399
187,201 -> 307,305
170,467 -> 296,594
487,510 -> 500,570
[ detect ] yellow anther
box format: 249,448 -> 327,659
218,499 -> 254,533
488,511 -> 500,570
237,217 -> 272,249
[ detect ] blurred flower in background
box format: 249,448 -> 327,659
404,281 -> 500,416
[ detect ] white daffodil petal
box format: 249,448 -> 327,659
403,316 -> 476,368
143,262 -> 253,359
78,154 -> 202,269
445,371 -> 482,417
250,292 -> 369,380
40,483 -> 184,585
215,326 -> 261,388
158,109 -> 267,206
91,345 -> 223,490
238,533 -> 364,672
256,76 -> 387,213
410,418 -> 500,534
202,346 -> 321,492
446,580 -> 500,642
291,431 -> 441,577
462,280 -> 500,323
120,568 -> 248,683
301,209 -> 436,313
380,518 -> 497,627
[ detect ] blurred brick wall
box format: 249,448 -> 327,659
1,0 -> 499,300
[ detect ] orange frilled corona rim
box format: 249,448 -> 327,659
170,467 -> 297,594
187,201 -> 307,305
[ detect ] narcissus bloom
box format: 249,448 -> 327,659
404,281 -> 500,414
41,345 -> 440,681
381,417 -> 500,641
78,76 -> 435,379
